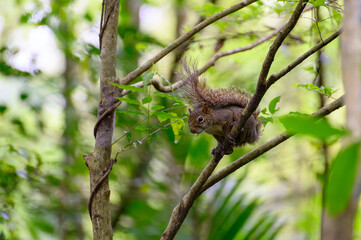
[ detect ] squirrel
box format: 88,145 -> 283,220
179,62 -> 261,157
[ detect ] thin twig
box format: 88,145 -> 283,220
198,26 -> 282,74
112,105 -> 186,145
114,117 -> 187,155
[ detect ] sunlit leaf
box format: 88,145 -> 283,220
143,72 -> 154,92
259,116 -> 273,127
171,119 -> 184,143
153,111 -> 177,123
293,83 -> 338,98
279,114 -> 345,140
268,96 -> 281,114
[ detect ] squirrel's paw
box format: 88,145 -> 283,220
212,143 -> 233,157
223,146 -> 234,155
212,145 -> 224,158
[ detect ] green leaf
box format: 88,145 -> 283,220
125,132 -> 132,142
268,96 -> 281,114
309,0 -> 326,7
155,91 -> 178,100
304,66 -> 317,75
153,111 -> 177,123
114,97 -> 140,105
221,200 -> 258,240
261,108 -> 268,115
142,96 -> 152,104
294,83 -> 338,98
135,125 -> 148,131
111,83 -> 144,92
151,105 -> 165,111
326,142 -> 361,215
171,119 -> 184,143
259,116 -> 273,127
142,72 -> 154,92
279,115 -> 345,140
195,3 -> 225,17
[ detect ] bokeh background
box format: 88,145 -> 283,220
0,0 -> 351,239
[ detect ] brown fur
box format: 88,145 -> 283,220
180,62 -> 261,156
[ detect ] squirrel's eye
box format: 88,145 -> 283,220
197,116 -> 204,123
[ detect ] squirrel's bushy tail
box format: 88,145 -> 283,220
179,61 -> 257,117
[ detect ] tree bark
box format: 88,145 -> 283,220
321,0 -> 361,239
85,1 -> 120,239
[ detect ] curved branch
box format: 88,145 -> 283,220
119,0 -> 258,86
201,95 -> 345,193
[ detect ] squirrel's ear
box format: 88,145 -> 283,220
188,108 -> 192,114
201,103 -> 210,114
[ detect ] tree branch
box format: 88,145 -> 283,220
232,0 -> 309,139
119,0 -> 258,86
94,0 -> 259,137
266,28 -> 342,87
198,26 -> 282,74
201,95 -> 345,193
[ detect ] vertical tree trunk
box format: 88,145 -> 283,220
321,0 -> 361,239
85,1 -> 120,239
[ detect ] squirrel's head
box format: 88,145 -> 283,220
188,103 -> 212,134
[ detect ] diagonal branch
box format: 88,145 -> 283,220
119,0 -> 258,86
267,28 -> 342,87
232,0 -> 308,139
201,95 -> 345,192
198,26 -> 282,74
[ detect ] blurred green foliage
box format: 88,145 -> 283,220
0,0 -> 353,239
